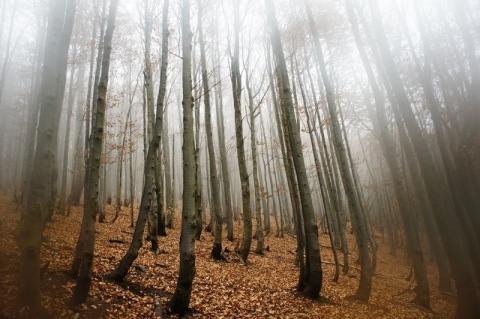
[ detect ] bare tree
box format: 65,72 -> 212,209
18,0 -> 76,313
57,45 -> 78,214
197,0 -> 223,259
231,0 -> 252,263
246,67 -> 264,255
169,0 -> 196,313
265,0 -> 323,299
106,0 -> 170,282
366,0 -> 479,316
71,0 -> 118,304
345,0 -> 430,307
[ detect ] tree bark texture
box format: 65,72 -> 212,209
169,0 -> 196,314
106,0 -> 170,282
231,0 -> 252,263
71,0 -> 118,304
266,0 -> 323,299
18,0 -> 76,313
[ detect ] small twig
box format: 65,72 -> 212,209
109,239 -> 127,244
440,290 -> 457,297
374,273 -> 408,281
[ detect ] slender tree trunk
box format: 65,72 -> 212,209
169,0 -> 196,313
194,70 -> 204,239
303,0 -> 371,301
297,58 -> 340,283
105,0 -> 170,281
231,0 -> 252,263
58,61 -> 77,213
169,133 -> 176,227
305,52 -> 349,274
259,161 -> 271,235
266,47 -> 298,240
346,0 -> 430,306
215,47 -> 234,241
20,10 -> 46,207
412,4 -> 480,260
155,149 -> 167,236
271,147 -> 284,238
356,1 -> 451,291
197,0 -> 223,259
246,72 -> 264,255
277,29 -> 306,293
260,118 -> 277,237
0,2 -> 16,183
71,0 -> 117,304
96,140 -> 107,222
339,103 -> 378,273
164,111 -> 174,229
112,94 -> 135,223
69,62 -> 87,207
366,0 -> 479,316
17,0 -> 75,313
265,0 -> 322,299
87,0 -> 107,223
129,120 -> 135,227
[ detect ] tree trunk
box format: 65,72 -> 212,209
129,119 -> 135,227
68,62 -> 87,207
266,46 -> 298,240
366,0 -> 479,316
246,71 -> 264,255
411,4 -> 480,266
86,0 -> 107,223
198,0 -> 223,259
112,92 -> 135,223
71,0 -> 117,305
20,9 -> 46,207
164,112 -> 174,229
58,61 -> 77,213
0,1 -> 17,189
265,0 -> 323,299
155,150 -> 167,236
303,0 -> 371,301
169,0 -> 196,313
18,0 -> 76,313
105,0 -> 170,282
194,65 -> 203,239
214,45 -> 234,241
260,117 -> 277,237
297,57 -> 340,283
305,50 -> 349,274
346,0 -> 431,307
231,0 -> 252,263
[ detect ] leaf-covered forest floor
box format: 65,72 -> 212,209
0,192 -> 456,318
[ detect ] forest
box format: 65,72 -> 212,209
0,0 -> 479,318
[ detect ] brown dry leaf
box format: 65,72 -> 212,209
0,192 -> 456,318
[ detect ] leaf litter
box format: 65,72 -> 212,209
0,192 -> 455,318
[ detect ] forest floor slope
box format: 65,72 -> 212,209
0,193 -> 455,318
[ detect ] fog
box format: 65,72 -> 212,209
0,0 -> 479,317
